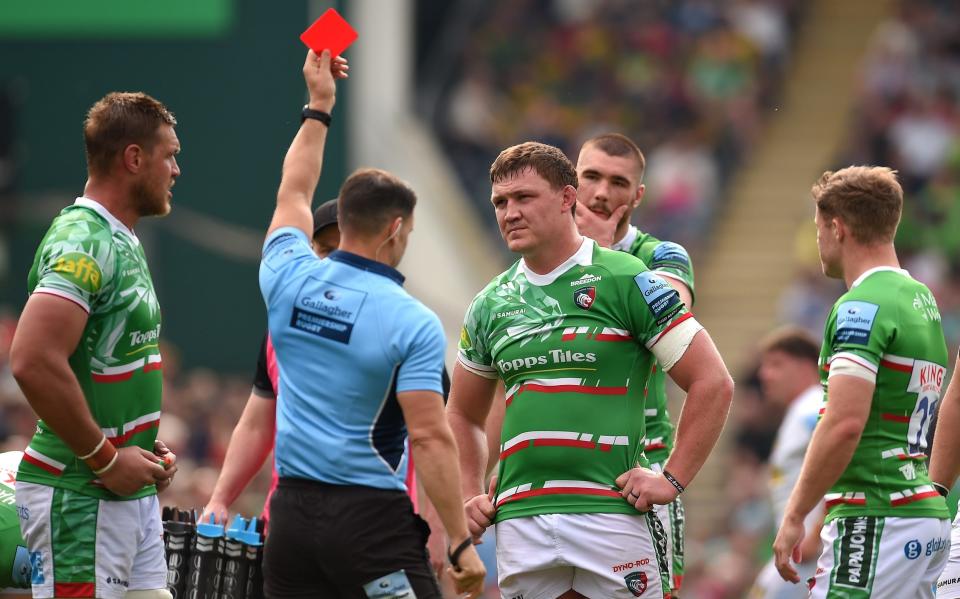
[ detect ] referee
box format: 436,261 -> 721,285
258,50 -> 484,598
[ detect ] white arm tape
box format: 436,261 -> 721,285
651,317 -> 704,372
457,352 -> 499,380
828,356 -> 878,384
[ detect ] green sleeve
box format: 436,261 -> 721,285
623,269 -> 687,346
457,294 -> 495,375
646,241 -> 695,299
31,219 -> 115,312
826,297 -> 892,368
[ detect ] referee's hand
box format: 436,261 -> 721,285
446,541 -> 485,598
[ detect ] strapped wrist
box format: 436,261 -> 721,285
92,451 -> 119,476
78,434 -> 106,460
82,436 -> 117,473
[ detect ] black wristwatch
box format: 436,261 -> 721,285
301,105 -> 332,127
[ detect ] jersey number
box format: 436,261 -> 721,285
906,360 -> 946,455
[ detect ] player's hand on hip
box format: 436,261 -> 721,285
464,493 -> 496,542
446,542 -> 486,598
152,439 -> 177,493
99,446 -> 169,497
302,50 -> 348,113
615,466 -> 678,512
464,475 -> 498,542
574,201 -> 627,248
772,514 -> 805,583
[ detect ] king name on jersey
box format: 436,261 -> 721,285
497,349 -> 598,373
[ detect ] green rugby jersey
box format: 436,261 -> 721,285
0,453 -> 29,589
19,198 -> 163,500
458,238 -> 698,522
820,267 -> 949,521
614,226 -> 695,466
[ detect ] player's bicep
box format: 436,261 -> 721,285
447,362 -> 498,428
822,374 -> 874,430
11,293 -> 88,366
664,328 -> 723,393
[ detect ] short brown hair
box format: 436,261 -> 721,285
338,168 -> 417,236
759,326 -> 820,363
84,92 -> 177,176
811,166 -> 902,244
582,133 -> 646,180
490,142 -> 578,191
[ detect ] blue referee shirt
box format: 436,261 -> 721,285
259,227 -> 446,491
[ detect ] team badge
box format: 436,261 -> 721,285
624,571 -> 647,596
574,286 -> 596,310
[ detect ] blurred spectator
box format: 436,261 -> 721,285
425,0 -> 804,253
789,0 -> 960,354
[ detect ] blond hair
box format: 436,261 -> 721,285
811,166 -> 902,244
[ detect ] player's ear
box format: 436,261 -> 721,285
832,217 -> 846,242
122,144 -> 144,174
633,184 -> 645,209
561,184 -> 578,213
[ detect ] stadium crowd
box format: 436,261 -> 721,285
432,0 -> 805,251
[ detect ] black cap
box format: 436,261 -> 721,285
312,199 -> 338,236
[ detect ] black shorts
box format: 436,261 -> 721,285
262,478 -> 442,599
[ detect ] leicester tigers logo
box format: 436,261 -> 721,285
574,286 -> 596,310
624,571 -> 647,596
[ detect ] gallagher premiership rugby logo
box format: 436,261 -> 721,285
574,287 -> 596,310
624,571 -> 647,596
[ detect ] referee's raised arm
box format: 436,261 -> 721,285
267,49 -> 348,238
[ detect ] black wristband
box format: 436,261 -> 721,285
933,482 -> 950,497
301,105 -> 332,127
662,469 -> 685,495
447,537 -> 473,571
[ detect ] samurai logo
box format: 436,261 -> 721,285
624,571 -> 647,596
574,287 -> 596,310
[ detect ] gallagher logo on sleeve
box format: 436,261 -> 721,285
634,273 -> 680,321
574,287 -> 596,310
835,301 -> 879,345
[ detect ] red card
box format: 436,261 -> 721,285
300,8 -> 358,58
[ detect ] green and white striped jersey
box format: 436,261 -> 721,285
19,198 -> 163,500
458,238 -> 701,522
614,226 -> 695,466
820,267 -> 950,521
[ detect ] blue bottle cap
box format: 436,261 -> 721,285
196,512 -> 225,538
237,516 -> 263,546
225,515 -> 246,540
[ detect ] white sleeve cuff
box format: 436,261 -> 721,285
828,355 -> 878,384
457,352 -> 499,380
650,315 -> 704,372
32,288 -> 91,313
